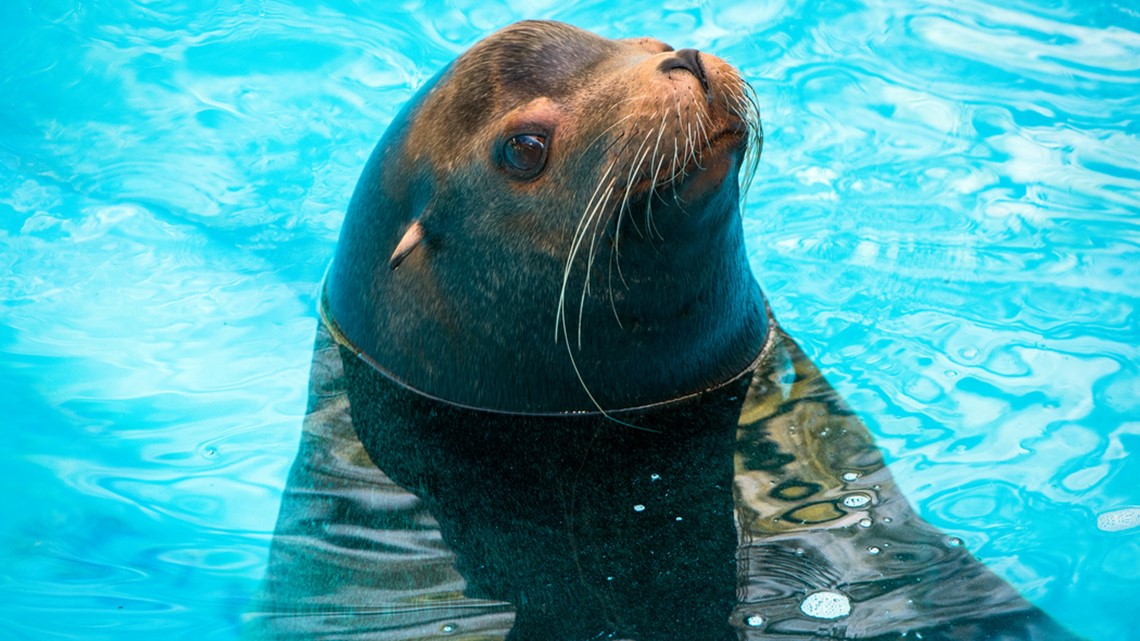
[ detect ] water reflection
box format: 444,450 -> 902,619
246,312 -> 1081,640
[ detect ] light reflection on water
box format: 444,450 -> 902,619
0,0 -> 1136,640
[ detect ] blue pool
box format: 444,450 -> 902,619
1,1 -> 1137,639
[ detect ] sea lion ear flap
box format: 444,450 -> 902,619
389,221 -> 425,270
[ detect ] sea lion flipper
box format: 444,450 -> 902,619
733,327 -> 1083,639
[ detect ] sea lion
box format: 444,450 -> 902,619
246,20 -> 1083,641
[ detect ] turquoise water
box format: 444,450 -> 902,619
1,0 -> 1137,639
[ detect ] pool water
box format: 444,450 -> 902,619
1,1 -> 1137,640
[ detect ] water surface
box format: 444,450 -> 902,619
1,1 -> 1137,639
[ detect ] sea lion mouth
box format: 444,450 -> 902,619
708,125 -> 749,150
611,81 -> 761,200
631,121 -> 751,196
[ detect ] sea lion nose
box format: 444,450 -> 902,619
659,48 -> 710,94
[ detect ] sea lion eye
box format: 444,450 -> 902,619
502,133 -> 548,177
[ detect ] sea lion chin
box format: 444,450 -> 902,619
324,19 -> 767,414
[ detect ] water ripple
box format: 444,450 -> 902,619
2,1 -> 1137,640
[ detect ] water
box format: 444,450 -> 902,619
1,0 -> 1137,639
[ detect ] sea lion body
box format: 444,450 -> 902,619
247,20 -> 1082,641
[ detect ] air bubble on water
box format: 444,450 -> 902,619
946,537 -> 963,548
607,576 -> 614,581
202,446 -> 218,459
867,546 -> 881,556
440,623 -> 457,634
883,517 -> 892,523
842,493 -> 871,508
633,504 -> 646,512
744,614 -> 764,627
794,547 -> 805,557
799,590 -> 852,619
650,473 -> 661,481
1097,507 -> 1140,532
841,471 -> 860,482
675,516 -> 683,521
858,518 -> 872,528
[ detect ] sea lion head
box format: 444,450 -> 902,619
326,20 -> 767,413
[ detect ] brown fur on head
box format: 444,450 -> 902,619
407,21 -> 760,212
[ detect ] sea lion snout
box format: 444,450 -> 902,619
659,48 -> 710,95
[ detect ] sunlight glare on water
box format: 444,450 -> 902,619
0,1 -> 1137,640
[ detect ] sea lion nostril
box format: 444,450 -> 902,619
659,48 -> 709,94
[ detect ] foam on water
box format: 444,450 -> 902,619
799,590 -> 853,620
1097,508 -> 1140,533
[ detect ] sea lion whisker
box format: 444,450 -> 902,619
663,134 -> 684,207
609,127 -> 652,244
670,133 -> 682,187
649,145 -> 669,202
689,88 -> 712,153
559,302 -> 660,431
694,118 -> 711,170
557,175 -> 659,432
646,174 -> 665,241
567,160 -> 628,339
605,250 -> 626,328
561,181 -> 610,338
679,118 -> 688,165
578,181 -> 618,347
612,93 -> 656,107
632,126 -> 668,242
584,156 -> 633,290
620,129 -> 657,227
731,87 -> 764,200
742,83 -> 762,115
647,134 -> 670,237
587,112 -> 638,152
739,93 -> 759,127
557,159 -> 619,343
648,111 -> 670,188
672,94 -> 693,170
679,102 -> 700,173
609,131 -> 646,224
693,112 -> 702,167
687,118 -> 705,171
606,122 -> 666,306
604,179 -> 634,326
605,219 -> 631,312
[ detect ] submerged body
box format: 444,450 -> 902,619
249,319 -> 1075,640
248,21 -> 1081,641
